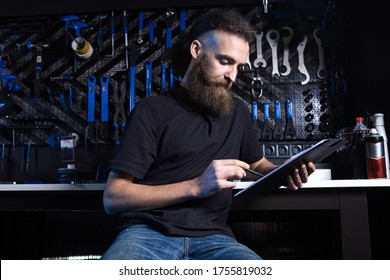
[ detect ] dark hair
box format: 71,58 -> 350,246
163,8 -> 254,77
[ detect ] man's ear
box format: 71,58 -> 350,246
189,40 -> 202,59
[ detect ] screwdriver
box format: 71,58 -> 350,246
26,143 -> 31,173
1,143 -> 4,173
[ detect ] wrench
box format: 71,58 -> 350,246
266,29 -> 280,77
297,36 -> 310,85
313,28 -> 328,79
280,26 -> 293,76
253,31 -> 267,68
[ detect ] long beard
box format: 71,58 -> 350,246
186,56 -> 233,117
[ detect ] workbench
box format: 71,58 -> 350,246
1,179 -> 389,260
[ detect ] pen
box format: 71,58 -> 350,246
246,168 -> 264,178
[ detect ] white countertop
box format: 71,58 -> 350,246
234,179 -> 390,189
1,179 -> 390,191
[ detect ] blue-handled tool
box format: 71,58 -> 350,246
180,10 -> 186,32
136,10 -> 145,45
149,19 -> 155,44
161,62 -> 167,92
164,9 -> 176,49
1,143 -> 5,173
261,101 -> 273,140
284,99 -> 296,139
128,43 -> 140,112
86,76 -> 96,140
100,75 -> 110,139
252,100 -> 262,141
27,42 -> 49,99
273,99 -> 284,140
145,60 -> 152,97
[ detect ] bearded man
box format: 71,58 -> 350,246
101,8 -> 315,260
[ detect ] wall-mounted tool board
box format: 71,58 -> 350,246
0,3 -> 348,148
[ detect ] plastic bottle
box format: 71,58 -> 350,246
365,128 -> 387,179
351,117 -> 370,179
371,113 -> 389,178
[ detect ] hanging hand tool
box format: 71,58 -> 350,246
68,87 -> 73,110
106,11 -> 115,57
180,10 -> 186,32
100,75 -> 110,139
86,76 -> 96,141
250,69 -> 264,99
20,144 -> 25,173
128,43 -> 140,112
1,143 -> 5,173
252,100 -> 262,141
280,26 -> 293,76
266,29 -> 280,77
273,99 -> 284,140
313,28 -> 328,79
136,10 -> 145,45
25,143 -> 31,173
149,19 -> 155,44
113,80 -> 126,144
97,15 -> 107,52
261,101 -> 273,140
145,60 -> 153,97
113,11 -> 129,72
284,99 -> 296,139
253,32 -> 266,68
163,9 -> 176,89
27,41 -> 49,99
297,35 -> 310,85
164,8 -> 176,49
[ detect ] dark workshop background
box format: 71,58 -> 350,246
1,0 -> 390,260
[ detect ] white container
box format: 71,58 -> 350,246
372,113 -> 390,178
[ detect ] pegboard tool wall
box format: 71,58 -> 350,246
0,3 -> 348,182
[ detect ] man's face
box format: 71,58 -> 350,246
187,54 -> 233,117
186,31 -> 249,117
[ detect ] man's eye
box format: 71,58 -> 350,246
219,59 -> 229,65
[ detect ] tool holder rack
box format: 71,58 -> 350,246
0,3 -> 350,147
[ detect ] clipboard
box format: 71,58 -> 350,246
234,138 -> 347,198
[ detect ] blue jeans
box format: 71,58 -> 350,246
101,225 -> 261,260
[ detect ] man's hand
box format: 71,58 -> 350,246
286,162 -> 316,190
194,159 -> 249,198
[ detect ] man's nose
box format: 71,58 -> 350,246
225,67 -> 237,83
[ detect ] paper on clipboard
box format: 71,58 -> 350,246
234,138 -> 347,198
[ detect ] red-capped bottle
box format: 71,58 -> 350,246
351,117 -> 370,178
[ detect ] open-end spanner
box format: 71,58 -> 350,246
297,35 -> 310,85
266,29 -> 280,77
253,31 -> 267,68
313,28 -> 328,80
280,26 -> 293,76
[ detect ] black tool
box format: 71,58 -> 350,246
113,80 -> 127,145
27,41 -> 49,99
246,168 -> 264,178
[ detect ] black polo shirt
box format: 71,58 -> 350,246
109,84 -> 263,237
